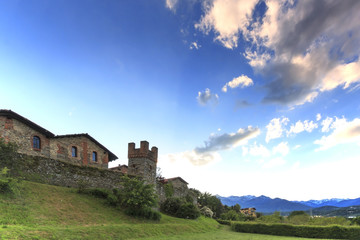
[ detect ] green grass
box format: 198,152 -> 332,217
0,181 -> 333,239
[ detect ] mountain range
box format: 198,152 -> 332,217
218,195 -> 360,213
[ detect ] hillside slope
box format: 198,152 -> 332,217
0,181 -> 219,239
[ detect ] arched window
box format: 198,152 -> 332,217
92,151 -> 97,162
33,136 -> 41,150
71,146 -> 77,157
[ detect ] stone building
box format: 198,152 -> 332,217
127,141 -> 158,185
0,110 -> 117,168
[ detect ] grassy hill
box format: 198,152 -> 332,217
0,181 -> 333,239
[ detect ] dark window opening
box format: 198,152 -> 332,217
72,146 -> 77,157
92,151 -> 97,162
33,136 -> 41,149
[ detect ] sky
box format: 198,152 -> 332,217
1,0 -> 360,201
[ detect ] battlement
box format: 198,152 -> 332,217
128,141 -> 158,162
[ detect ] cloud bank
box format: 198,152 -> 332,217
196,0 -> 360,107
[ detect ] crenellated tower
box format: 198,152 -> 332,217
128,141 -> 158,185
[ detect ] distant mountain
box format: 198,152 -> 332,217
310,205 -> 360,217
218,195 -> 360,214
218,195 -> 310,213
296,198 -> 360,208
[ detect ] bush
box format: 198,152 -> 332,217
0,167 -> 21,196
160,197 -> 183,216
351,216 -> 360,226
220,210 -> 240,221
217,219 -> 231,225
231,222 -> 360,239
175,202 -> 200,219
160,197 -> 200,219
125,207 -> 161,221
200,206 -> 214,218
0,139 -> 18,171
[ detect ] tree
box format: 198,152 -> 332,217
198,192 -> 224,218
120,175 -> 157,210
233,203 -> 241,213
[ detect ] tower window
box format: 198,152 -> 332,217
71,146 -> 77,157
33,136 -> 41,150
92,151 -> 97,162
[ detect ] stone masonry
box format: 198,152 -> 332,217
128,141 -> 158,185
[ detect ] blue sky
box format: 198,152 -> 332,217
1,0 -> 360,201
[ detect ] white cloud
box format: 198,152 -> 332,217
288,120 -> 318,135
222,75 -> 253,92
316,113 -> 322,121
197,88 -> 219,106
265,117 -> 289,143
293,145 -> 301,150
321,117 -> 334,132
272,141 -> 289,156
165,0 -> 178,11
195,0 -> 258,49
320,61 -> 360,91
242,142 -> 270,158
315,117 -> 360,150
190,41 -> 201,50
196,0 -> 360,107
167,150 -> 222,166
195,126 -> 260,153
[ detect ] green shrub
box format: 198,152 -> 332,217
351,216 -> 360,226
0,167 -> 21,196
175,202 -> 200,219
164,183 -> 174,198
217,219 -> 231,225
125,207 -> 161,221
160,197 -> 183,216
231,222 -> 360,239
0,139 -> 18,172
200,206 -> 214,218
220,210 -> 240,221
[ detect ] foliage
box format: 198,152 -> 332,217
220,210 -> 241,221
119,175 -> 158,210
0,167 -> 21,196
256,212 -> 284,224
200,206 -> 214,218
0,139 -> 18,173
287,211 -> 310,225
233,204 -> 241,212
160,197 -> 200,219
125,207 -> 161,221
175,202 -> 201,219
78,187 -> 111,199
164,182 -> 174,198
351,216 -> 360,226
198,192 -> 224,218
160,197 -> 184,216
231,222 -> 360,239
288,211 -> 308,218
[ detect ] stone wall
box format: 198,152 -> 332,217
0,115 -> 109,169
128,141 -> 157,185
50,136 -> 109,169
0,116 -> 51,158
1,153 -> 124,190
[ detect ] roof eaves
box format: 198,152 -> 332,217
0,109 -> 55,138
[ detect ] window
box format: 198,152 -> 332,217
71,146 -> 77,157
33,136 -> 41,150
92,151 -> 97,162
